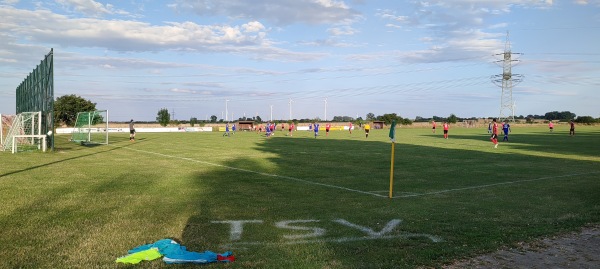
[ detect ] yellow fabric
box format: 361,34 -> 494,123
365,124 -> 370,130
116,248 -> 162,264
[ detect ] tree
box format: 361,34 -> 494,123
544,111 -> 576,121
156,108 -> 170,127
575,116 -> 597,125
448,113 -> 458,124
366,113 -> 375,121
54,94 -> 97,127
378,113 -> 401,125
210,115 -> 217,123
255,115 -> 263,123
190,117 -> 198,127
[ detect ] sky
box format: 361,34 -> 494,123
1,0 -> 599,122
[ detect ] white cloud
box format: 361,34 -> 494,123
55,0 -> 130,17
169,0 -> 361,26
1,0 -> 19,5
0,6 -> 322,62
327,25 -> 357,36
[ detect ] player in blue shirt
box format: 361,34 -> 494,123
314,123 -> 319,138
223,123 -> 230,137
502,121 -> 510,141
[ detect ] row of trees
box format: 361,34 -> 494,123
51,95 -> 599,127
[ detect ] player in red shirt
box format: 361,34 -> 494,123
349,122 -> 353,134
288,123 -> 294,136
325,123 -> 331,136
490,118 -> 499,148
443,121 -> 449,139
432,120 -> 436,133
569,120 -> 575,136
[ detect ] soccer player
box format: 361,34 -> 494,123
488,122 -> 492,134
288,123 -> 294,136
549,121 -> 554,132
490,118 -> 499,148
266,122 -> 272,138
223,123 -> 230,137
231,123 -> 236,135
313,123 -> 319,138
569,120 -> 575,136
432,120 -> 436,133
349,122 -> 353,134
129,119 -> 136,141
325,123 -> 331,136
364,123 -> 370,138
502,121 -> 511,141
443,121 -> 449,139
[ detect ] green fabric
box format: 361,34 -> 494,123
389,120 -> 397,141
116,248 -> 162,264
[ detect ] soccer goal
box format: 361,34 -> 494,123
1,114 -> 16,149
70,110 -> 109,145
1,112 -> 47,153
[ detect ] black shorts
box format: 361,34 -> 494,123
130,129 -> 135,134
490,134 -> 497,139
365,129 -> 370,133
443,130 -> 448,134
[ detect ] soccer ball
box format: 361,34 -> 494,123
47,130 -> 53,136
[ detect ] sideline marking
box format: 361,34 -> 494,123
395,171 -> 600,198
118,146 -> 387,198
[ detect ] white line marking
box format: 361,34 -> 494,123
118,146 -> 387,198
395,172 -> 600,198
116,146 -> 599,200
221,233 -> 443,248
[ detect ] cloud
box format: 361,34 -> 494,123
169,0 -> 361,26
0,6 -> 323,62
373,1 -> 555,63
327,25 -> 357,36
55,0 -> 130,17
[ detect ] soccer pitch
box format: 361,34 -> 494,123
1,125 -> 599,268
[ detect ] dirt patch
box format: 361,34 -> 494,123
443,224 -> 600,269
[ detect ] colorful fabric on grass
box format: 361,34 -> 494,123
116,239 -> 235,264
115,248 -> 162,264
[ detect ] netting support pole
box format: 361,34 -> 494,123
0,113 -> 3,146
105,110 -> 109,144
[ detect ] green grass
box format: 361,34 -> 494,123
1,125 -> 599,268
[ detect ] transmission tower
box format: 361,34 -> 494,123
491,31 -> 523,122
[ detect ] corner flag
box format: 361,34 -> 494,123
388,120 -> 397,198
389,120 -> 397,142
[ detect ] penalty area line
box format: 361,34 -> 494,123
117,146 -> 387,198
394,171 -> 600,198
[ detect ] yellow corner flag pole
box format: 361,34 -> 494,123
388,120 -> 397,199
389,141 -> 395,198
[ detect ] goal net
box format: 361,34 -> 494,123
1,112 -> 47,153
1,114 -> 15,148
71,110 -> 109,145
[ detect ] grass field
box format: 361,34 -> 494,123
1,125 -> 599,268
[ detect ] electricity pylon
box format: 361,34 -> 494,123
491,31 -> 523,122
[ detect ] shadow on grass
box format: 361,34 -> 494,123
424,131 -> 600,158
178,131 -> 600,268
0,135 -> 156,179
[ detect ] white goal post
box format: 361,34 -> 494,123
70,110 -> 109,145
1,112 -> 45,153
